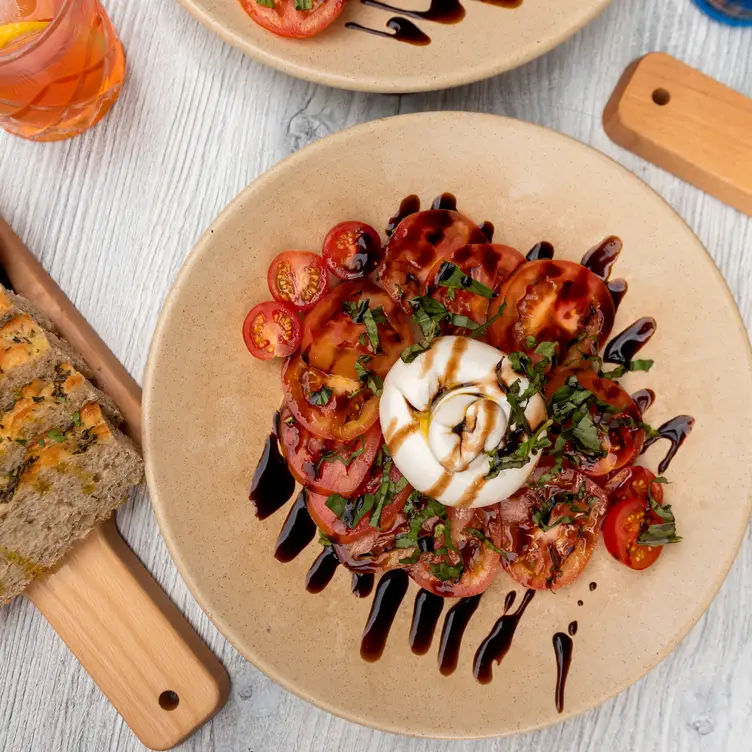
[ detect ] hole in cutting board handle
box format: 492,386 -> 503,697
652,88 -> 671,106
159,690 -> 180,711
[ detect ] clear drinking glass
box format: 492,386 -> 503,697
693,0 -> 752,25
0,0 -> 126,141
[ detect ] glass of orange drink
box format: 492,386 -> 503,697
0,0 -> 125,141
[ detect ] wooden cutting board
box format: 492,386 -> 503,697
0,217 -> 230,751
603,52 -> 752,216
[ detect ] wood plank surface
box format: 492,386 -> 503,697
1,0 -> 751,750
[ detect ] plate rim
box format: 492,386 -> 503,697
174,0 -> 613,93
143,111 -> 752,738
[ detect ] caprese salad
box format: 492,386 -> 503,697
243,194 -> 688,598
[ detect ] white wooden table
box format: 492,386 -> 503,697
1,0 -> 751,749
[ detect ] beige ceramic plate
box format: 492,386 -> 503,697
177,0 -> 611,93
144,112 -> 752,738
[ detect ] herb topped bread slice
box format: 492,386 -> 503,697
0,401 -> 143,602
0,313 -> 90,409
0,285 -> 55,332
0,363 -> 121,476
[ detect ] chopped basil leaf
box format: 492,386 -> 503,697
308,385 -> 333,406
318,531 -> 333,547
358,333 -> 367,347
325,494 -> 349,519
465,527 -> 505,555
523,335 -> 537,349
470,301 -> 506,339
353,493 -> 376,527
315,436 -> 366,472
47,428 -> 66,444
355,354 -> 383,396
342,299 -> 369,323
429,561 -> 464,582
362,308 -> 381,353
256,0 -> 274,6
487,418 -> 552,479
283,414 -> 296,426
436,262 -> 495,298
572,413 -> 604,455
602,359 -> 655,379
399,549 -> 421,566
401,340 -> 432,364
637,483 -> 682,546
294,0 -> 313,8
395,535 -> 416,549
71,411 -> 82,427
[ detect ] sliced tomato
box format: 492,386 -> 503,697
242,301 -> 301,360
300,279 -> 413,379
322,221 -> 382,280
605,465 -> 664,507
306,461 -> 411,544
240,0 -> 346,38
278,405 -> 381,495
408,505 -> 503,597
602,498 -> 663,570
424,243 -> 525,334
500,467 -> 608,590
268,251 -> 329,311
378,209 -> 487,311
546,369 -> 645,478
487,259 -> 615,357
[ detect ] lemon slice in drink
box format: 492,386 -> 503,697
0,20 -> 50,51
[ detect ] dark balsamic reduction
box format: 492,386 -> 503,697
363,0 -> 464,22
607,278 -> 628,311
580,236 -> 622,279
577,600 -> 584,607
472,589 -> 535,684
352,572 -> 375,598
431,192 -> 459,209
479,221 -> 494,242
249,413 -> 295,520
482,0 -> 522,5
589,582 -> 597,591
361,570 -> 410,661
386,194 -> 421,236
526,241 -> 554,261
409,589 -> 444,655
438,594 -> 482,675
274,492 -> 316,563
346,17 -> 431,45
643,415 -> 695,474
568,621 -> 578,636
0,264 -> 14,292
632,388 -> 656,415
305,548 -> 340,594
552,632 -> 573,713
603,317 -> 657,366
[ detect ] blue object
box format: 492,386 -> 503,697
693,0 -> 752,25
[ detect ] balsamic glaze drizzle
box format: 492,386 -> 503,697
607,278 -> 628,311
305,548 -> 340,594
580,236 -> 622,279
431,192 -> 458,210
249,413 -> 295,520
472,589 -> 535,684
352,572 -> 375,598
632,388 -> 656,415
274,492 -> 316,563
479,221 -> 494,242
438,595 -> 482,675
409,589 -> 445,655
386,194 -> 421,236
589,582 -> 597,591
603,317 -> 657,366
345,17 -> 431,45
526,241 -> 554,261
361,571 -> 410,661
643,415 -> 695,474
568,621 -> 578,636
552,632 -> 573,713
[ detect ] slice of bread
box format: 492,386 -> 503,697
0,401 -> 143,601
0,363 -> 121,476
0,314 -> 90,409
0,286 -> 55,331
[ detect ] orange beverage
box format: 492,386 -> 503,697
0,0 -> 125,141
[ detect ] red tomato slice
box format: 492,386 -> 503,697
268,251 -> 329,311
240,0 -> 346,38
602,498 -> 663,570
487,259 -> 615,357
300,279 -> 413,379
605,465 -> 664,507
242,301 -> 301,360
499,467 -> 608,590
306,461 -> 411,544
424,243 -> 525,334
278,405 -> 381,495
546,369 -> 645,478
322,221 -> 382,280
378,209 -> 487,311
408,505 -> 503,597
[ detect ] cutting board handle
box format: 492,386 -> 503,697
28,520 -> 230,751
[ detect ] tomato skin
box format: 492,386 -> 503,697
546,368 -> 645,478
605,466 -> 664,507
322,221 -> 382,280
408,505 -> 503,597
268,251 -> 329,311
278,406 -> 381,496
499,468 -> 608,591
378,209 -> 487,311
424,243 -> 524,333
242,301 -> 301,360
306,463 -> 411,544
240,0 -> 346,38
602,498 -> 663,570
487,259 -> 615,356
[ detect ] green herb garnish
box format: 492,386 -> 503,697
436,262 -> 495,298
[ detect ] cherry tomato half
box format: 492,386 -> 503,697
242,301 -> 301,360
240,0 -> 346,39
278,406 -> 382,496
268,251 -> 329,311
322,221 -> 382,280
602,498 -> 664,570
487,259 -> 615,357
605,465 -> 664,507
499,467 -> 608,590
